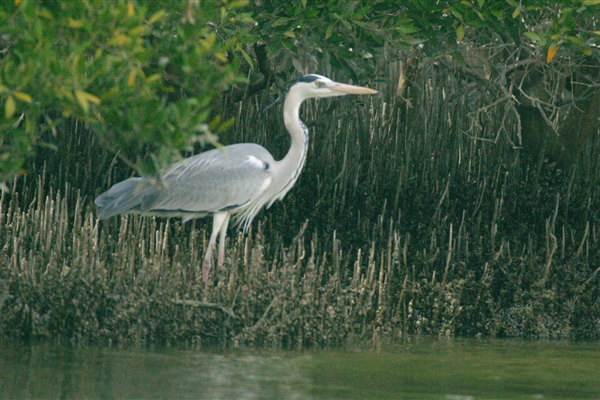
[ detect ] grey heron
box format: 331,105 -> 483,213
95,74 -> 377,282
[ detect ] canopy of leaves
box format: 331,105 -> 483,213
243,0 -> 598,83
0,0 -> 250,184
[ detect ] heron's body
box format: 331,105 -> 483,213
95,74 -> 377,282
96,143 -> 280,227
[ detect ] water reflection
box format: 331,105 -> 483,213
0,345 -> 310,399
1,339 -> 600,399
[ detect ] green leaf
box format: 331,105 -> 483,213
456,25 -> 465,41
450,8 -> 463,21
13,92 -> 32,103
292,58 -> 304,75
524,32 -> 543,42
5,96 -> 16,119
127,71 -> 136,87
200,32 -> 216,51
215,116 -> 235,134
565,36 -> 585,46
214,52 -> 228,63
353,20 -> 377,29
148,10 -> 165,24
477,0 -> 485,7
82,91 -> 101,105
395,24 -> 421,34
75,90 -> 89,113
228,0 -> 249,8
271,17 -> 291,28
146,74 -> 161,84
37,142 -> 59,151
240,34 -> 261,44
68,18 -> 84,29
512,7 -> 521,18
326,23 -> 335,39
35,8 -> 53,19
582,0 -> 600,5
239,48 -> 254,69
340,19 -> 352,30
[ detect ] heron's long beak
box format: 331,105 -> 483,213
330,83 -> 378,95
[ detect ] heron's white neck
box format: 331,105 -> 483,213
281,89 -> 309,175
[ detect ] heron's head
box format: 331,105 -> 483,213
291,74 -> 378,100
263,74 -> 377,113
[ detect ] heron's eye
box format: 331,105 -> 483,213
315,81 -> 322,87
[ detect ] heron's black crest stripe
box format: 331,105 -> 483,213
262,92 -> 286,113
298,75 -> 320,83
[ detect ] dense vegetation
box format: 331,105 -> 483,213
1,0 -> 599,346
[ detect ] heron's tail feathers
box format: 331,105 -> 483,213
95,178 -> 144,219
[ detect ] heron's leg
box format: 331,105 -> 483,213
202,212 -> 228,283
217,213 -> 231,268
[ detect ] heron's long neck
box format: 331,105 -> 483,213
280,90 -> 309,184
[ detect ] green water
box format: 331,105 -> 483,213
1,339 -> 599,399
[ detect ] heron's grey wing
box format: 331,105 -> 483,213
140,144 -> 276,215
95,177 -> 144,219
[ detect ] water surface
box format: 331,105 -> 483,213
1,339 -> 599,399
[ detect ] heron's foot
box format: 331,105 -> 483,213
202,258 -> 212,283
